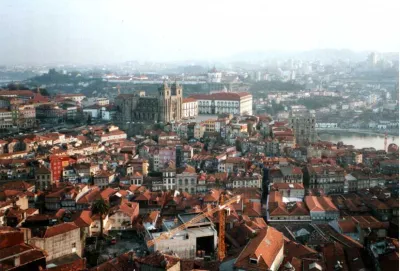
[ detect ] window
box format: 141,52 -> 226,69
249,258 -> 258,264
72,242 -> 76,248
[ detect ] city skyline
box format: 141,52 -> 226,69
0,0 -> 399,65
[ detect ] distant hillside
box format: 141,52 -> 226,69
227,49 -> 370,63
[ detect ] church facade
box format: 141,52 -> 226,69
115,82 -> 183,125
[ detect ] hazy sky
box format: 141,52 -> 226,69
0,0 -> 399,64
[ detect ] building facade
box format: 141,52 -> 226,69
289,109 -> 317,145
115,82 -> 183,125
29,222 -> 82,261
0,109 -> 13,129
189,92 -> 253,116
182,98 -> 198,118
306,165 -> 346,194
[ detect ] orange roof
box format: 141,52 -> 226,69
268,191 -> 283,204
115,202 -> 138,218
338,219 -> 357,233
190,92 -> 251,101
100,187 -> 116,200
182,97 -> 197,103
144,210 -> 160,223
269,203 -> 290,216
284,239 -> 317,258
136,252 -> 180,269
44,222 -> 79,238
44,258 -> 86,271
203,189 -> 221,202
73,210 -> 93,228
234,226 -> 284,270
305,196 -> 338,212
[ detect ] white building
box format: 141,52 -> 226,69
190,92 -> 253,116
368,52 -> 378,66
0,109 -> 13,128
56,94 -> 86,104
182,98 -> 198,118
100,130 -> 127,142
207,67 -> 222,83
315,122 -> 338,129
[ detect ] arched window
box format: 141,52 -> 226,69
191,178 -> 195,184
178,179 -> 182,185
185,179 -> 189,185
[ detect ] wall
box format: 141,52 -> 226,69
270,245 -> 284,271
29,228 -> 82,261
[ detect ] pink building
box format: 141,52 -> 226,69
153,147 -> 176,171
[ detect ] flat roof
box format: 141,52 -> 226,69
178,213 -> 211,224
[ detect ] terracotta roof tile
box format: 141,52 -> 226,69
234,226 -> 284,270
43,222 -> 79,238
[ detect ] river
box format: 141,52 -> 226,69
318,132 -> 399,150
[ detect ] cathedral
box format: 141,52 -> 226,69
115,81 -> 183,125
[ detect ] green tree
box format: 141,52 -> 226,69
91,199 -> 110,238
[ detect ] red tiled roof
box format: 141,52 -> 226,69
183,97 -> 197,103
136,251 -> 180,269
73,210 -> 93,228
338,219 -> 357,233
305,196 -> 338,212
45,258 -> 86,271
272,183 -> 304,190
269,191 -> 283,204
100,187 -> 116,200
234,226 -> 284,270
43,222 -> 79,238
116,202 -> 138,218
0,243 -> 46,270
284,239 -> 317,258
0,181 -> 34,192
190,92 -> 251,101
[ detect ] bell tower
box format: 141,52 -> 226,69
170,80 -> 183,121
158,81 -> 171,123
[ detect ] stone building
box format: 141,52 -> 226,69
305,165 -> 346,194
29,222 -> 82,261
146,213 -> 218,259
35,166 -> 53,191
115,81 -> 183,126
289,108 -> 317,145
0,228 -> 46,271
176,165 -> 197,194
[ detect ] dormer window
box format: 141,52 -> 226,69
249,257 -> 258,264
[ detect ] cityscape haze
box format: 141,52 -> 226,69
0,0 -> 399,64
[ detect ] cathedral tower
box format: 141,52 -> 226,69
158,81 -> 171,123
170,81 -> 183,121
158,81 -> 183,123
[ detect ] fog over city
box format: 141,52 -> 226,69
0,0 -> 399,64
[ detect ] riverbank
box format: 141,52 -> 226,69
317,128 -> 399,137
318,132 -> 399,150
